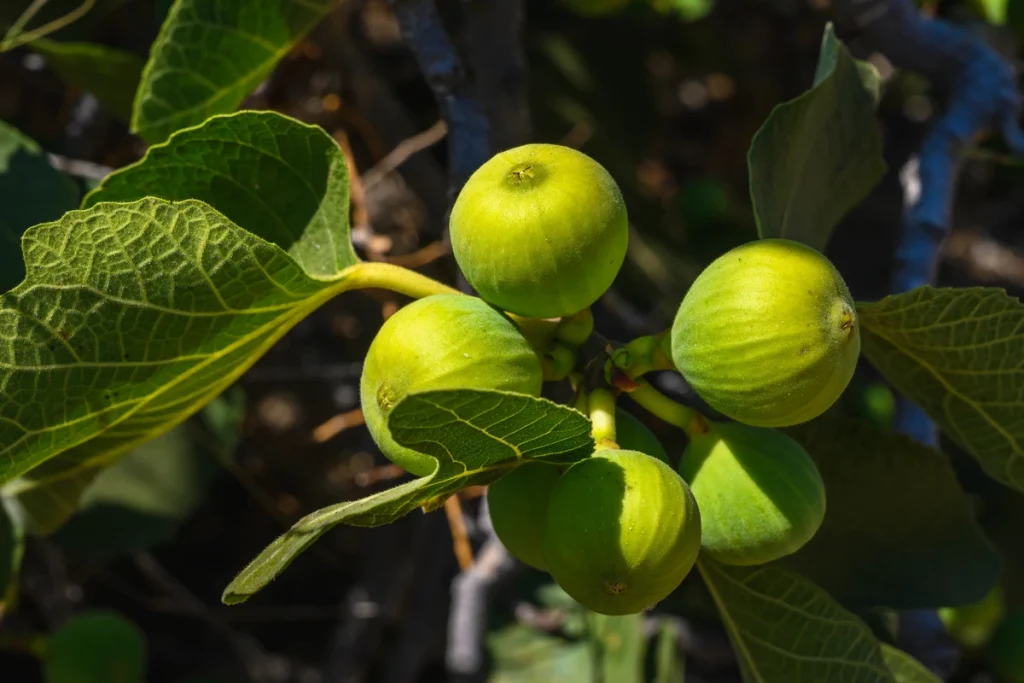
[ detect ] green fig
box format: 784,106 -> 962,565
670,239 -> 860,427
488,462 -> 563,570
450,143 -> 629,319
542,449 -> 701,615
360,294 -> 543,476
487,408 -> 666,570
679,421 -> 825,566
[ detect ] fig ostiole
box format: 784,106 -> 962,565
542,449 -> 701,615
450,143 -> 628,319
360,294 -> 543,476
678,421 -> 825,566
670,238 -> 860,428
487,462 -> 564,570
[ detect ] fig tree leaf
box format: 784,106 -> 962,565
857,287 -> 1024,492
0,120 -> 79,292
699,560 -> 895,683
0,196 -> 364,489
30,39 -> 144,121
43,611 -> 146,683
781,415 -> 1001,609
749,23 -> 885,251
52,389 -> 244,556
85,111 -> 356,278
881,645 -> 941,683
132,0 -> 336,143
222,389 -> 593,604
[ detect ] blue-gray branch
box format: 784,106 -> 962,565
840,0 -> 1024,444
388,0 -> 491,207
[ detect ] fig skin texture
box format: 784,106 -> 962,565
678,421 -> 826,566
450,143 -> 628,319
488,462 -> 563,570
542,449 -> 701,615
360,294 -> 543,476
670,238 -> 860,427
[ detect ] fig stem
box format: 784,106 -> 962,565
341,261 -> 460,299
554,308 -> 595,347
588,388 -> 618,448
543,343 -> 578,382
611,332 -> 675,380
628,381 -> 706,438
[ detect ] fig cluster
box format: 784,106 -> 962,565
358,143 -> 858,615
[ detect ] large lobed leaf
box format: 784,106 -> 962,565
0,120 -> 79,293
222,389 -> 594,604
132,0 -> 337,143
699,560 -> 895,683
86,111 -> 356,278
781,415 -> 1000,609
0,197 -> 346,487
1,111 -> 356,499
858,287 -> 1024,491
749,23 -> 885,251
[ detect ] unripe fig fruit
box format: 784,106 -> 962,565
450,144 -> 628,319
360,294 -> 543,476
488,462 -> 563,570
678,421 -> 825,566
670,239 -> 860,427
616,409 -> 669,464
487,409 -> 665,570
542,449 -> 701,615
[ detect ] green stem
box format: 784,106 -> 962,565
628,382 -> 706,438
589,388 -> 618,448
610,331 -> 675,380
555,308 -> 594,347
341,261 -> 460,299
543,343 -> 578,382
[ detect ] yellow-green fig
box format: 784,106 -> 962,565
542,449 -> 701,615
670,239 -> 860,427
487,409 -> 668,570
450,143 -> 628,319
488,462 -> 563,570
360,294 -> 543,476
678,421 -> 825,566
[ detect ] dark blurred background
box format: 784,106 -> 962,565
1,0 -> 1024,681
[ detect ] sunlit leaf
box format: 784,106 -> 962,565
222,389 -> 594,604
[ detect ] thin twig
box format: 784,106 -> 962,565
312,408 -> 365,444
363,119 -> 448,189
443,496 -> 475,571
46,153 -> 112,181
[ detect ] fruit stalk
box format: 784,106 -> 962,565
627,382 -> 706,437
342,262 -> 460,299
610,332 -> 674,380
588,388 -> 618,448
